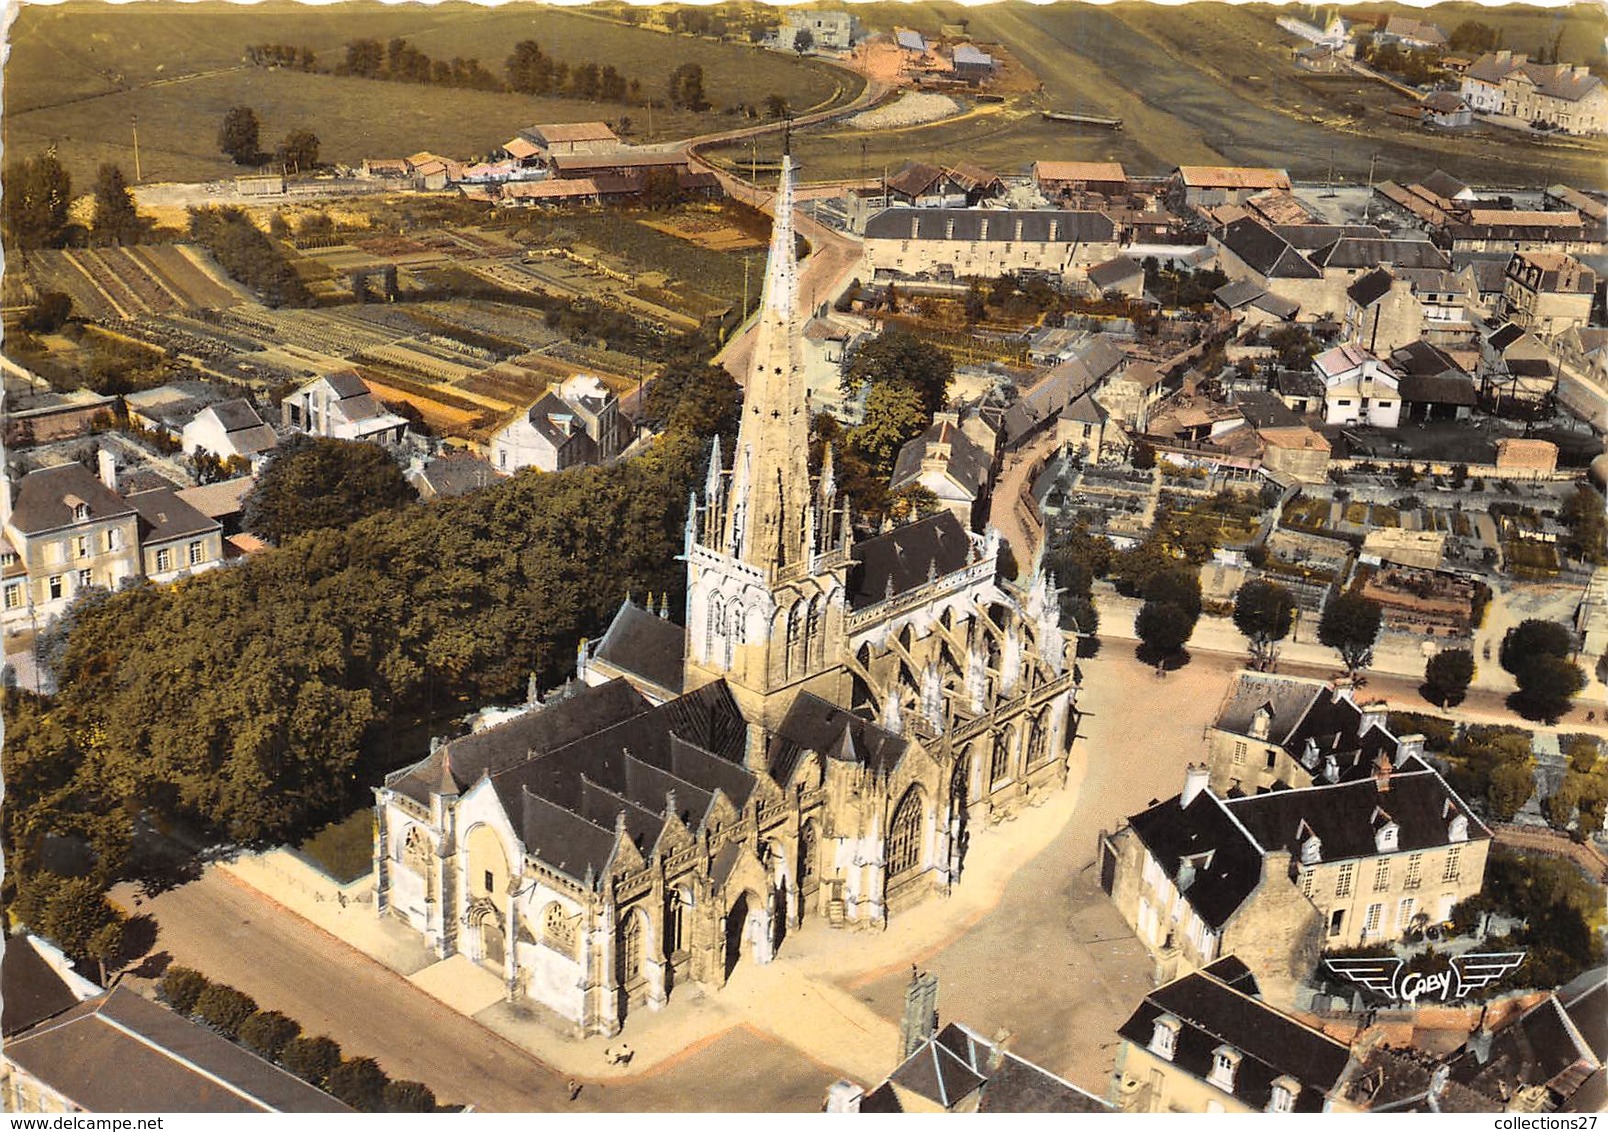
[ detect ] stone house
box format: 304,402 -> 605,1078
181,399 -> 278,470
1502,251 -> 1597,338
1343,268 -> 1423,357
1032,161 -> 1128,201
489,375 -> 621,475
1502,63 -> 1608,135
1171,167 -> 1292,210
518,122 -> 621,157
280,370 -> 409,444
1479,323 -> 1557,413
1314,343 -> 1403,428
125,488 -> 225,585
862,208 -> 1119,287
890,413 -> 993,528
778,9 -> 857,51
1461,51 -> 1528,114
1257,426 -> 1330,483
1111,958 -> 1356,1113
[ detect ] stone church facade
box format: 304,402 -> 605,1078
372,152 -> 1081,1037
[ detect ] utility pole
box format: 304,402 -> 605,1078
1363,152 -> 1378,223
131,115 -> 141,182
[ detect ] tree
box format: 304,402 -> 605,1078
86,921 -> 125,986
1135,600 -> 1196,661
1513,654 -> 1587,724
793,27 -> 814,53
277,129 -> 320,174
1500,618 -> 1574,679
1318,592 -> 1382,677
161,966 -> 211,1015
384,1080 -> 438,1113
644,360 -> 741,441
1231,579 -> 1294,669
1424,648 -> 1475,707
844,330 -> 953,416
765,93 -> 790,119
3,150 -> 73,249
1488,760 -> 1537,822
1448,20 -> 1501,53
329,1057 -> 389,1111
1559,485 -> 1607,565
1143,567 -> 1202,621
244,435 -> 412,545
22,290 -> 73,333
667,62 -> 709,110
848,382 -> 928,475
218,106 -> 261,164
28,876 -> 123,964
92,163 -> 142,246
239,1010 -> 301,1060
281,1036 -> 342,1086
194,984 -> 258,1037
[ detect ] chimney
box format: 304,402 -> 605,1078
1373,752 -> 1393,793
1396,733 -> 1425,767
97,447 -> 118,493
825,1081 -> 863,1113
987,1028 -> 1011,1073
1181,763 -> 1209,807
1357,700 -> 1387,737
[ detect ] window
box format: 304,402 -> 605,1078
1266,749 -> 1278,770
0,551 -> 16,568
1336,399 -> 1352,407
1232,740 -> 1246,766
619,912 -> 644,984
188,541 -> 203,566
1335,862 -> 1354,898
1300,869 -> 1315,899
73,536 -> 88,559
1443,846 -> 1461,883
76,569 -> 92,590
1329,909 -> 1345,937
1376,401 -> 1393,410
544,901 -> 577,955
47,575 -> 63,601
3,583 -> 21,611
105,529 -> 121,552
1149,1016 -> 1180,1061
1372,859 -> 1391,892
155,548 -> 172,572
483,869 -> 494,893
1208,1046 -> 1241,1093
886,787 -> 924,877
498,449 -> 507,469
1405,853 -> 1423,890
72,504 -> 89,522
1397,896 -> 1415,929
990,729 -> 1013,786
1268,1079 -> 1298,1114
1363,902 -> 1383,937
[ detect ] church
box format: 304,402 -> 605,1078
372,150 -> 1082,1037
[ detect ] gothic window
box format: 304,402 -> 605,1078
664,888 -> 691,958
706,598 -> 725,663
1026,716 -> 1048,766
543,902 -> 577,956
619,910 -> 645,985
727,602 -> 743,669
807,596 -> 825,668
784,602 -> 802,678
402,827 -> 431,874
798,822 -> 819,889
989,728 -> 1014,787
886,788 -> 924,878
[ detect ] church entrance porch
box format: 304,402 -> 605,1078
721,887 -> 774,981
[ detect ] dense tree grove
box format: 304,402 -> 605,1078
244,435 -> 413,545
2,150 -> 74,250
1,431 -> 704,909
667,62 -> 711,110
276,129 -> 321,174
188,206 -> 311,308
505,40 -> 639,103
339,37 -> 502,91
843,329 -> 953,417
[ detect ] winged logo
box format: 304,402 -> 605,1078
1323,951 -> 1527,1003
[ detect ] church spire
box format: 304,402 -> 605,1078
724,145 -> 812,576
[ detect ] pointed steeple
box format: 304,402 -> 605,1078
723,147 -> 812,576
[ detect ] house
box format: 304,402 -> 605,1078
1421,91 -> 1473,128
124,382 -> 232,438
1257,426 -> 1331,483
408,450 -> 499,500
1502,251 -> 1597,337
800,315 -> 871,422
280,370 -> 409,444
1388,341 -> 1477,422
1057,393 -> 1110,459
890,412 -> 992,527
1420,169 -> 1478,204
1086,256 -> 1146,299
862,208 -> 1119,288
1441,979 -> 1606,1112
1314,343 -> 1403,428
1461,51 -> 1528,112
181,399 -> 277,469
1494,437 -> 1560,478
1378,15 -> 1447,49
174,476 -> 255,537
1445,209 -> 1594,255
1210,219 -> 1328,314
1102,747 -> 1490,990
488,374 -> 620,475
1274,370 -> 1328,416
1479,323 -> 1557,413
883,162 -> 969,208
950,44 -> 995,83
500,178 -> 601,207
1213,280 -> 1299,327
1095,361 -> 1173,432
893,27 -> 928,54
1,984 -> 348,1113
1002,335 -> 1127,446
518,121 -> 620,157
1343,268 -> 1423,356
2,934 -> 102,1042
1396,267 -> 1477,345
1502,63 -> 1608,135
501,137 -> 543,166
125,487 -> 225,583
1456,257 -> 1512,316
1033,161 -> 1127,200
1110,958 -> 1356,1113
1559,324 -> 1608,382
944,163 -> 1004,206
1171,167 -> 1292,209
778,9 -> 858,51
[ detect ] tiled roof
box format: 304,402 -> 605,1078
1034,161 -> 1127,185
1177,166 -> 1291,191
526,121 -> 617,144
864,207 -> 1115,244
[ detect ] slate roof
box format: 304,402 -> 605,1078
1087,256 -> 1143,290
9,463 -> 136,535
890,418 -> 991,498
874,1023 -> 1109,1113
125,487 -> 221,544
322,370 -> 370,399
2,936 -> 87,1038
1060,392 -> 1107,425
768,692 -> 910,785
1128,790 -> 1267,929
1118,963 -> 1352,1112
864,208 -> 1115,244
590,599 -> 687,695
1276,370 -> 1328,399
1446,994 -> 1601,1105
1398,372 -> 1477,406
1562,969 -> 1607,1061
1218,218 -> 1321,279
1310,237 -> 1450,271
1466,52 -> 1527,85
847,510 -> 973,610
1231,391 -> 1303,429
3,985 -> 349,1112
1347,267 -> 1397,308
1422,91 -> 1468,114
411,451 -> 498,498
1273,223 -> 1384,250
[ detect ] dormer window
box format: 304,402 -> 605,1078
1208,1045 -> 1242,1093
73,504 -> 90,521
1149,1015 -> 1181,1061
1249,705 -> 1272,740
1375,822 -> 1399,853
1268,1076 -> 1300,1113
1448,813 -> 1468,843
1299,820 -> 1322,865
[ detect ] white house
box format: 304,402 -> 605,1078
1314,344 -> 1402,428
489,374 -> 621,475
181,399 -> 278,469
280,371 -> 409,444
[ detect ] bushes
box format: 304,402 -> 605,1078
383,1079 -> 437,1113
239,1010 -> 301,1060
281,1035 -> 343,1088
195,984 -> 258,1038
160,965 -> 211,1015
329,1057 -> 388,1111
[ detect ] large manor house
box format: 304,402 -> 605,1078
372,153 -> 1081,1037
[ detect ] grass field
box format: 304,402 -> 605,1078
4,1 -> 861,188
720,0 -> 1605,187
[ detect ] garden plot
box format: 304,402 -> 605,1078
640,213 -> 765,253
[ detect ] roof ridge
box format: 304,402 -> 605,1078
1205,789 -> 1268,855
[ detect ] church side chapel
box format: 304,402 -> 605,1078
373,147 -> 1082,1038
